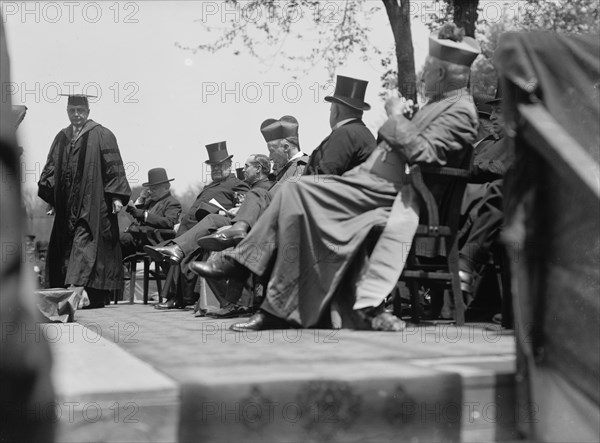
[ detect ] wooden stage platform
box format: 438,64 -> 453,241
46,303 -> 519,442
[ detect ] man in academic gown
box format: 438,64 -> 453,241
191,24 -> 480,332
38,94 -> 131,308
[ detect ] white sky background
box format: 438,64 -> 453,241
2,1 -> 438,195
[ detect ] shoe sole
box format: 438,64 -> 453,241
143,246 -> 182,264
206,310 -> 249,319
197,236 -> 244,252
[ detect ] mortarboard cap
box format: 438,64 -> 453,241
429,23 -> 480,67
59,94 -> 96,107
260,115 -> 299,145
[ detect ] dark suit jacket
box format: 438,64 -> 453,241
179,174 -> 250,235
470,135 -> 513,183
140,192 -> 181,229
304,119 -> 376,176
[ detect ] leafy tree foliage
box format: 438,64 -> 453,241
471,0 -> 599,98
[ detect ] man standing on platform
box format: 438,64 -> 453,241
38,94 -> 131,308
191,24 -> 480,332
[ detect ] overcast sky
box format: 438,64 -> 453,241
3,1 -> 433,195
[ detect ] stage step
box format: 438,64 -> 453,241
47,304 -> 519,442
44,323 -> 179,442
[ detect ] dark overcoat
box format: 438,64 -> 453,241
178,174 -> 250,235
304,120 -> 376,176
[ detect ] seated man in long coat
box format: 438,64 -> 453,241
458,94 -> 513,304
191,24 -> 480,331
38,94 -> 131,308
149,142 -> 250,309
120,167 -> 182,258
303,75 -> 376,176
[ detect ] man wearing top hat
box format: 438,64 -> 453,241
148,142 -> 249,309
304,75 -> 376,176
38,94 -> 131,308
146,154 -> 271,311
120,168 -> 182,258
191,23 -> 480,332
197,115 -> 308,252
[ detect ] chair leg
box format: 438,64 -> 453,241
158,263 -> 175,304
447,242 -> 465,326
154,260 -> 163,298
143,257 -> 150,305
499,248 -> 514,329
410,280 -> 421,324
129,258 -> 137,304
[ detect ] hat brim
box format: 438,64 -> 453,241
325,96 -> 371,111
205,154 -> 233,165
142,178 -> 175,187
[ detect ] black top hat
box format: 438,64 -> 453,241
325,75 -> 371,111
59,94 -> 97,107
142,168 -> 175,186
205,141 -> 233,165
260,115 -> 299,144
486,83 -> 503,105
474,95 -> 493,117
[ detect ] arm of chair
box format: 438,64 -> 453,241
408,164 -> 471,233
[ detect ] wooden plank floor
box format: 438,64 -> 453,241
51,303 -> 519,442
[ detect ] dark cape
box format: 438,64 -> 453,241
38,120 -> 131,290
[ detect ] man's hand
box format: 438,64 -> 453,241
128,207 -> 145,221
385,96 -> 417,119
112,198 -> 123,214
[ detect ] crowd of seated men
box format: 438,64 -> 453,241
121,23 -> 510,331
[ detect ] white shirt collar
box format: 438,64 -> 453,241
287,151 -> 305,163
332,118 -> 356,131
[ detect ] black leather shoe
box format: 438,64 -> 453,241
230,311 -> 289,331
154,298 -> 183,310
144,244 -> 184,264
206,304 -> 251,319
189,256 -> 248,281
197,226 -> 247,252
